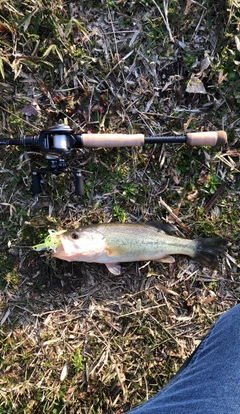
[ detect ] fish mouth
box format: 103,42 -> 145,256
52,235 -> 80,260
59,235 -> 78,255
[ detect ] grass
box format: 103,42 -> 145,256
0,0 -> 240,412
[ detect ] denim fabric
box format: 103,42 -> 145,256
126,304 -> 240,414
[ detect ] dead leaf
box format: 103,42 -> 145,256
185,0 -> 194,15
201,291 -> 216,304
21,98 -> 41,116
186,77 -> 207,94
196,56 -> 211,76
0,23 -> 8,35
235,36 -> 240,52
187,189 -> 199,201
183,116 -> 196,132
218,70 -> 228,84
172,171 -> 179,184
60,364 -> 68,381
197,171 -> 209,185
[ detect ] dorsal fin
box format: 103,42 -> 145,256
145,220 -> 182,236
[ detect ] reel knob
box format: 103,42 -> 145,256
31,171 -> 41,194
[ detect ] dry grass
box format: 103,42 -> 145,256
0,0 -> 239,413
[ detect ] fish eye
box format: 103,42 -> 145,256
71,232 -> 79,240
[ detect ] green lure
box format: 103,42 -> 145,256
32,229 -> 66,252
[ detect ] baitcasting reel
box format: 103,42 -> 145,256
30,124 -> 84,196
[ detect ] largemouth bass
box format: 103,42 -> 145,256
51,222 -> 227,275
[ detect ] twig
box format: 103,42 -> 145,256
159,197 -> 192,235
0,105 -> 41,131
204,182 -> 228,213
151,0 -> 174,43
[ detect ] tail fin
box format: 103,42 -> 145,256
194,238 -> 227,269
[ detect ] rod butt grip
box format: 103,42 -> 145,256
186,131 -> 227,146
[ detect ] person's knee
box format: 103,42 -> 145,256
214,304 -> 240,342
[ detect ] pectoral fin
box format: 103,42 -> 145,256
157,255 -> 175,264
106,263 -> 121,275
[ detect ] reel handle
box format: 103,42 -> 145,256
75,171 -> 84,196
31,171 -> 41,194
31,169 -> 84,196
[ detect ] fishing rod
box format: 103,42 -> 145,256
0,124 -> 227,195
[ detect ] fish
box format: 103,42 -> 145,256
51,221 -> 228,275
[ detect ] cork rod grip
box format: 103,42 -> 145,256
186,131 -> 227,146
81,133 -> 145,148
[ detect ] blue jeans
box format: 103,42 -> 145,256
126,304 -> 240,413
